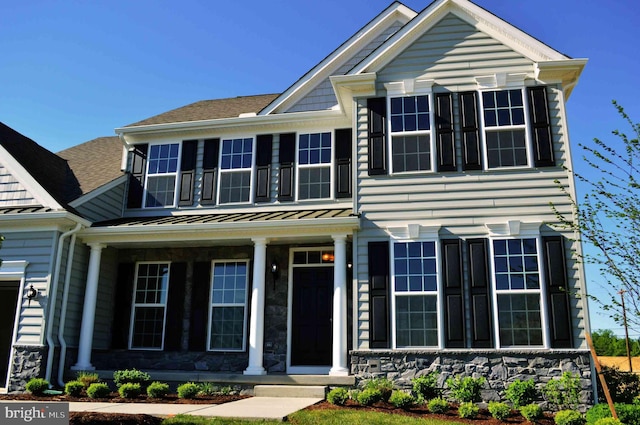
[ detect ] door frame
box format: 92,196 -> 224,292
286,247 -> 333,374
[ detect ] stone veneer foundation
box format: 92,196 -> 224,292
8,345 -> 47,392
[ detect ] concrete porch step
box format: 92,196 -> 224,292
253,385 -> 327,398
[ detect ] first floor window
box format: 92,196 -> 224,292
131,263 -> 170,349
393,241 -> 438,347
482,89 -> 528,168
298,132 -> 331,200
209,261 -> 249,351
492,238 -> 543,346
219,138 -> 253,204
145,143 -> 179,207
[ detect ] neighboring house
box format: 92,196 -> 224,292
0,0 -> 592,404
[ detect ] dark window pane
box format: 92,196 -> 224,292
391,97 -> 403,114
416,95 -> 429,112
403,97 -> 416,114
496,91 -> 509,107
482,92 -> 495,108
498,109 -> 511,126
484,110 -> 497,127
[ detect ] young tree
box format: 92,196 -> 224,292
554,101 -> 640,331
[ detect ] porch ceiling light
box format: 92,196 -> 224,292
270,261 -> 279,289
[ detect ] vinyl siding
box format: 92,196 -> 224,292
60,240 -> 89,348
0,163 -> 38,206
74,180 -> 126,222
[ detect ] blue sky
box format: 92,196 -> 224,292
2,1 -> 638,335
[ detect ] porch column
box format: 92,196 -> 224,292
244,237 -> 267,375
330,234 -> 349,376
72,243 -> 104,371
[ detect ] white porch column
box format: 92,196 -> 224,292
72,243 -> 104,371
244,237 -> 267,375
330,234 -> 349,376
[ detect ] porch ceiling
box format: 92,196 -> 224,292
80,208 -> 360,248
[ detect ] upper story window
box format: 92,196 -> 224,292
481,89 -> 528,169
145,143 -> 180,208
219,138 -> 253,204
298,132 -> 331,200
389,95 -> 432,173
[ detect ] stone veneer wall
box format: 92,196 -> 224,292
8,345 -> 47,392
350,350 -> 594,410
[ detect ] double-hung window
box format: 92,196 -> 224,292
298,132 -> 331,200
145,143 -> 180,207
492,238 -> 543,347
130,262 -> 170,350
389,95 -> 432,173
392,241 -> 439,348
481,89 -> 528,168
209,261 -> 249,351
219,138 -> 253,204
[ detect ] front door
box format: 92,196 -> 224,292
0,282 -> 19,387
290,267 -> 333,370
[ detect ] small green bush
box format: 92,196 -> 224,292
25,378 -> 49,395
446,375 -> 485,403
147,381 -> 169,399
219,386 -> 233,396
543,372 -> 582,411
64,380 -> 85,397
389,391 -> 414,409
520,403 -> 544,422
357,388 -> 382,406
488,401 -> 512,421
86,382 -> 111,399
327,387 -> 349,406
197,382 -> 218,396
428,397 -> 450,413
586,403 -> 640,425
594,418 -> 623,425
506,379 -> 539,408
76,371 -> 100,389
364,378 -> 394,402
118,382 -> 141,399
177,382 -> 200,399
412,372 -> 440,401
458,401 -> 480,419
555,409 -> 585,425
113,369 -> 151,389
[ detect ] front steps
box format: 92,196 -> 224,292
254,385 -> 327,398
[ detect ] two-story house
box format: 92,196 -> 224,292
0,0 -> 592,402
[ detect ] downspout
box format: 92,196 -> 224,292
45,223 -> 83,386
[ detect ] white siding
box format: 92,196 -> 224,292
0,163 -> 38,206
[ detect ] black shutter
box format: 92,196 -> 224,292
111,263 -> 135,349
278,133 -> 296,201
255,134 -> 273,203
443,239 -> 465,348
543,236 -> 573,348
460,92 -> 482,170
436,93 -> 456,172
165,262 -> 186,351
201,138 -> 220,205
189,262 -> 211,351
367,97 -> 387,175
335,128 -> 352,198
178,140 -> 198,206
528,86 -> 555,167
127,144 -> 148,208
369,241 -> 390,348
468,239 -> 493,348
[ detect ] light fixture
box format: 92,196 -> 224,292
270,261 -> 279,289
321,252 -> 335,262
26,284 -> 38,306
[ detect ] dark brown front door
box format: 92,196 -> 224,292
291,267 -> 333,366
0,282 -> 19,386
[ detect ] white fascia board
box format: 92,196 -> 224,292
0,212 -> 91,230
68,175 -> 127,208
536,59 -> 588,100
259,3 -> 416,116
330,73 -> 378,116
0,145 -> 63,210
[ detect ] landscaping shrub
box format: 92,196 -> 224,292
76,371 -> 100,389
147,381 -> 170,399
113,368 -> 151,389
594,418 -> 623,425
118,382 -> 141,399
488,401 -> 512,420
543,372 -> 582,411
389,390 -> 414,409
411,372 -> 440,401
177,382 -> 200,399
427,397 -> 449,413
327,387 -> 349,406
446,375 -> 485,403
364,377 -> 394,402
25,378 -> 49,395
357,388 -> 382,406
197,382 -> 218,396
520,403 -> 544,422
586,403 -> 640,425
458,401 -> 479,419
555,409 -> 585,425
86,383 -> 111,399
219,386 -> 233,395
505,378 -> 539,408
64,380 -> 85,397
598,366 -> 640,404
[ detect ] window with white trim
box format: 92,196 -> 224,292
298,132 -> 331,200
209,261 -> 249,351
392,241 -> 439,348
219,138 -> 253,204
130,263 -> 170,349
389,95 -> 432,173
145,143 -> 180,207
492,238 -> 543,346
481,89 -> 528,168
